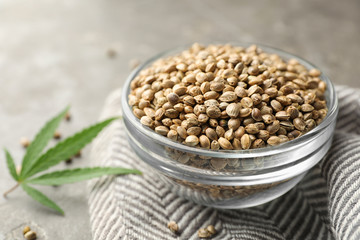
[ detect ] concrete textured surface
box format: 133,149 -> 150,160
0,0 -> 359,239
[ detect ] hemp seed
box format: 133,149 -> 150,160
129,43 -> 328,151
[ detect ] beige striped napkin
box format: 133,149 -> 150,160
88,86 -> 360,240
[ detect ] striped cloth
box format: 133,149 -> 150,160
88,86 -> 360,240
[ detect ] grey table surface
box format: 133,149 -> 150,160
0,0 -> 359,239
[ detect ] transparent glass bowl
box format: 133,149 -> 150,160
121,44 -> 338,209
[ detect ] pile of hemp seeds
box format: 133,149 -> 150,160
128,43 -> 328,151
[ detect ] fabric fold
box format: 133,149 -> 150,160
88,86 -> 360,240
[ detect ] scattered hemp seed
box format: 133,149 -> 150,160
20,137 -> 30,148
65,112 -> 71,121
24,230 -> 37,240
206,225 -> 217,235
198,228 -> 211,238
129,43 -> 328,150
107,48 -> 117,58
22,226 -> 30,235
167,221 -> 179,233
65,158 -> 73,165
53,131 -> 61,140
74,150 -> 82,158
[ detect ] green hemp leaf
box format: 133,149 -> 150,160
3,107 -> 141,215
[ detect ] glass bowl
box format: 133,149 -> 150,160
121,43 -> 338,209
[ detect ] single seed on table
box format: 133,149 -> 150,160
20,137 -> 30,148
218,137 -> 233,150
226,103 -> 240,118
167,221 -> 179,233
293,118 -> 306,131
65,158 -> 73,165
185,135 -> 199,146
53,131 -> 61,140
74,150 -> 82,158
24,231 -> 37,240
267,136 -> 281,146
65,112 -> 71,121
23,226 -> 31,235
241,134 -> 251,150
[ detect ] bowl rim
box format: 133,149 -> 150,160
121,42 -> 338,159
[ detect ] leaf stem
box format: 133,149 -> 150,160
3,183 -> 20,198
